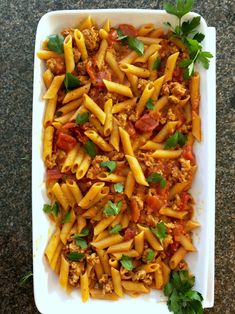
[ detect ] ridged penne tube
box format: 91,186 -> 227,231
102,19 -> 110,32
62,83 -> 91,104
97,250 -> 111,275
137,225 -> 163,251
140,141 -> 164,150
45,227 -> 60,264
59,254 -> 70,291
57,98 -> 83,115
74,29 -> 88,60
54,111 -> 76,124
107,239 -> 133,254
109,257 -> 119,268
69,105 -> 88,121
152,121 -> 178,143
137,263 -> 160,273
111,267 -> 123,297
125,73 -> 139,96
151,149 -> 182,159
164,52 -> 179,82
64,35 -> 75,72
124,170 -> 135,198
97,172 -> 126,183
89,115 -> 104,136
99,28 -> 108,39
91,234 -> 123,250
149,28 -> 165,38
134,231 -> 144,255
61,183 -> 76,206
37,50 -> 63,60
50,241 -> 63,271
83,94 -> 106,124
112,98 -> 137,114
52,183 -> 69,210
120,213 -> 130,228
80,271 -> 89,302
43,69 -> 54,88
135,44 -> 160,63
137,36 -> 162,45
60,210 -> 76,244
77,215 -> 86,233
88,186 -> 110,207
136,82 -> 155,118
112,250 -> 139,260
159,207 -> 188,219
78,182 -> 105,209
152,75 -> 165,100
96,39 -> 108,70
109,120 -> 120,151
154,264 -> 164,289
190,72 -> 200,112
119,63 -> 150,78
153,95 -> 168,111
148,51 -> 159,81
119,127 -> 134,156
104,99 -> 113,136
121,281 -> 149,293
43,126 -> 54,163
185,102 -> 192,123
138,23 -> 155,36
192,111 -> 201,141
79,16 -> 94,30
176,234 -> 196,251
161,261 -> 171,286
125,155 -> 148,187
43,74 -> 65,99
71,149 -> 85,173
95,230 -> 109,242
103,79 -> 133,98
169,246 -> 187,269
178,95 -> 190,108
105,51 -> 125,82
94,216 -> 116,236
119,50 -> 138,64
61,144 -> 80,173
82,206 -> 99,219
185,220 -> 200,232
76,154 -> 91,180
90,289 -> 119,300
169,181 -> 189,200
84,130 -> 113,151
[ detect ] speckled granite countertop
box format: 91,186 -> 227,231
0,0 -> 234,313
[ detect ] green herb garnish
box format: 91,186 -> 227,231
62,211 -> 71,224
19,272 -> 33,287
74,238 -> 87,249
117,29 -> 144,55
47,34 -> 64,53
110,224 -> 122,234
43,202 -> 59,216
100,160 -> 117,173
114,183 -> 124,193
146,98 -> 155,110
152,57 -> 161,70
55,111 -> 63,117
76,112 -> 89,125
163,0 -> 213,79
164,270 -> 203,314
145,249 -> 155,263
120,255 -> 134,271
74,227 -> 89,237
64,72 -> 81,90
151,222 -> 167,243
164,130 -> 186,149
73,227 -> 89,249
67,252 -> 85,261
147,172 -> 166,188
83,140 -> 97,159
103,200 -> 122,216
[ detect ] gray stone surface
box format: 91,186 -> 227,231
0,0 -> 234,313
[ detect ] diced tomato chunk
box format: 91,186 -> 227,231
56,132 -> 77,152
86,60 -> 111,88
124,227 -> 137,241
107,28 -> 118,44
62,122 -> 77,129
182,145 -> 196,164
118,24 -> 138,37
125,122 -> 136,138
145,195 -> 164,214
179,191 -> 191,211
46,168 -> 62,181
135,114 -> 159,132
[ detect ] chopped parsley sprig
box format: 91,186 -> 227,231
164,0 -> 213,79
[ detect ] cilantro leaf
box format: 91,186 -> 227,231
76,112 -> 89,125
152,57 -> 161,70
52,202 -> 59,216
43,202 -> 59,216
146,98 -> 155,110
64,73 -> 80,90
114,183 -> 124,193
193,32 -> 205,42
47,34 -> 64,53
164,0 -> 194,19
110,224 -> 122,234
19,272 -> 33,287
75,238 -> 87,249
116,29 -> 128,41
147,172 -> 166,188
103,200 -> 122,216
197,51 -> 213,69
151,222 -> 167,243
43,204 -> 52,214
83,140 -> 97,159
74,227 -> 89,237
120,255 -> 134,271
181,16 -> 201,36
164,131 -> 186,149
164,270 -> 203,314
62,211 -> 71,224
145,249 -> 155,263
67,252 -> 85,261
127,37 -> 144,55
100,160 -> 117,173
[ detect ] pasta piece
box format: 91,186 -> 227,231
91,234 -> 123,250
97,250 -> 111,275
64,35 -> 75,73
57,98 -> 83,115
103,79 -> 133,98
59,254 -> 70,291
124,171 -> 135,198
83,94 -> 106,124
84,130 -> 113,151
176,234 -> 196,251
169,246 -> 187,269
112,98 -> 137,114
109,120 -> 120,151
169,181 -> 189,200
43,69 -> 54,88
107,239 -> 133,253
94,216 -> 116,236
90,289 -> 119,300
52,182 -> 69,211
37,50 -> 63,60
79,16 -> 94,30
138,24 -> 155,36
45,227 -> 60,264
74,29 -> 88,60
136,82 -> 155,118
111,267 -> 123,297
61,183 -> 76,206
190,72 -> 200,112
119,50 -> 138,64
164,52 -> 179,82
152,121 -> 178,143
77,215 -> 86,233
50,241 -> 63,271
76,154 -> 91,180
119,127 -> 134,156
153,95 -> 168,111
140,141 -> 164,150
62,83 -> 91,104
121,281 -> 149,293
137,263 -> 160,273
96,39 -> 108,70
135,44 -> 160,63
192,111 -> 201,141
80,271 -> 89,302
105,51 -> 125,82
137,225 -> 163,251
89,115 -> 104,136
159,207 -> 188,219
103,99 -> 113,137
61,144 -> 80,173
97,172 -> 125,183
137,36 -> 162,45
43,74 -> 65,99
78,182 -> 105,209
60,210 -> 76,244
151,149 -> 182,159
134,231 -> 144,255
43,126 -> 54,164
154,263 -> 164,290
119,63 -> 150,78
125,155 -> 149,186
125,73 -> 139,97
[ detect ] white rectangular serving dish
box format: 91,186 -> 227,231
32,9 -> 216,314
